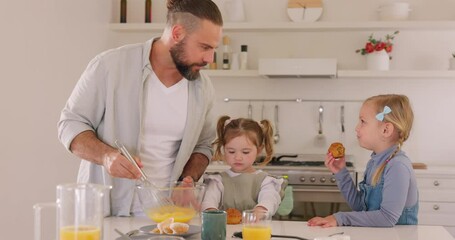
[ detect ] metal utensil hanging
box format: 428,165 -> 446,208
247,101 -> 253,119
274,105 -> 280,143
314,104 -> 326,147
341,105 -> 345,133
318,105 -> 324,135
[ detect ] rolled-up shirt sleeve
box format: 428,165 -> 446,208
57,56 -> 107,150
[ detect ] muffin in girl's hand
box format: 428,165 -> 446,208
328,142 -> 345,159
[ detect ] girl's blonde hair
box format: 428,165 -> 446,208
212,115 -> 275,165
366,94 -> 414,186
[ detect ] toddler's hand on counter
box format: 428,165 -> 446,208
307,215 -> 338,228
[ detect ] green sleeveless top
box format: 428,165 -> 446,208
219,171 -> 268,211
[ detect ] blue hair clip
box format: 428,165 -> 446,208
376,106 -> 392,121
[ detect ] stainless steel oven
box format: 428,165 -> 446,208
259,154 -> 357,221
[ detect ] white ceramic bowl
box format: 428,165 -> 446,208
378,2 -> 411,21
287,7 -> 323,22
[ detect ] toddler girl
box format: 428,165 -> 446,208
201,115 -> 285,215
308,94 -> 418,227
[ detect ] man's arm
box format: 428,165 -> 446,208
180,152 -> 210,181
70,130 -> 142,179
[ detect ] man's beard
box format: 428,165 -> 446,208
170,39 -> 207,81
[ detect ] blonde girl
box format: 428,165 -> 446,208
308,94 -> 418,227
201,115 -> 285,215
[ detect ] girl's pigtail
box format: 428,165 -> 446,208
371,144 -> 401,186
259,119 -> 275,165
212,115 -> 231,161
371,162 -> 387,187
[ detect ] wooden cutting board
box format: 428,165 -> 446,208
412,162 -> 427,169
288,0 -> 322,8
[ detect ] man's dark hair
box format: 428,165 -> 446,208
166,0 -> 223,32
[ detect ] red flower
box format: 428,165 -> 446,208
365,42 -> 375,53
356,31 -> 399,57
385,44 -> 393,53
375,42 -> 386,51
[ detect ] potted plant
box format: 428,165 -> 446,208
356,31 -> 399,71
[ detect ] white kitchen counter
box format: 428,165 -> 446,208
105,216 -> 455,240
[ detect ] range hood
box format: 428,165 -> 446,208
258,58 -> 337,78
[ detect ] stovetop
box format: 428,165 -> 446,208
260,154 -> 357,186
265,160 -> 353,167
255,153 -> 354,168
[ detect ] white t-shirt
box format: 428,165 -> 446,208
132,71 -> 188,214
140,70 -> 188,181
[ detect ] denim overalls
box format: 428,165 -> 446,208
359,167 -> 419,225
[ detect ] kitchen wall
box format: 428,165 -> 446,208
0,0 -> 110,239
109,0 -> 455,169
1,0 -> 454,239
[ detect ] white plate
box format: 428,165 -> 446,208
287,7 -> 323,22
139,224 -> 201,237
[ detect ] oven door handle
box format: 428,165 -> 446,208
292,188 -> 341,193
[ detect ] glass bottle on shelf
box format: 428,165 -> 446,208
145,0 -> 152,23
209,52 -> 217,70
222,36 -> 231,70
120,0 -> 127,23
240,45 -> 248,70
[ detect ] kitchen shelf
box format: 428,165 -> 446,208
223,97 -> 363,103
338,70 -> 455,78
201,70 -> 258,77
109,21 -> 455,32
201,70 -> 455,79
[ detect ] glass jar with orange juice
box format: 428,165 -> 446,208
34,183 -> 111,240
242,209 -> 272,240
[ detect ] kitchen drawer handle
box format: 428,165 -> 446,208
433,180 -> 440,186
433,204 -> 440,210
292,188 -> 341,193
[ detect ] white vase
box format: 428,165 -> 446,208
449,58 -> 455,70
367,50 -> 390,71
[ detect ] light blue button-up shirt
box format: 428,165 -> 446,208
58,38 -> 216,216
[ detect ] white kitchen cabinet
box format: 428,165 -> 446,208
415,167 -> 455,237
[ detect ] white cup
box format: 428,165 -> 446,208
224,0 -> 246,22
378,2 -> 411,21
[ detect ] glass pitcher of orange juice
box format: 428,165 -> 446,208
34,183 -> 111,240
